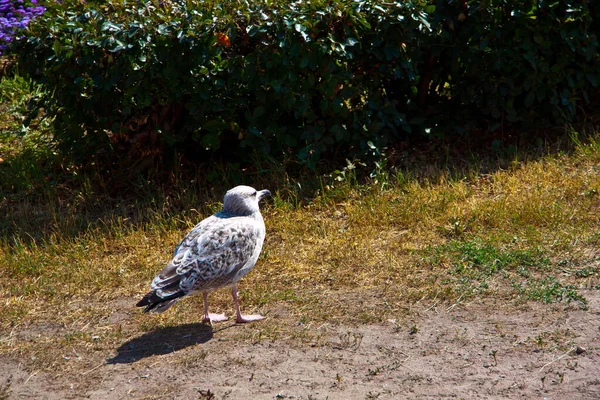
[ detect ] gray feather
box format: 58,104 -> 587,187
137,186 -> 270,313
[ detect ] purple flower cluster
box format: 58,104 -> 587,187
0,0 -> 45,55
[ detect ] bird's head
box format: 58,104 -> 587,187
222,185 -> 271,216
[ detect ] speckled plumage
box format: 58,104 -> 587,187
137,185 -> 270,323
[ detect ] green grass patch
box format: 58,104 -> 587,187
0,75 -> 56,194
514,277 -> 587,308
426,239 -> 588,309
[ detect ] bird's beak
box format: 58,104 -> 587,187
258,189 -> 271,201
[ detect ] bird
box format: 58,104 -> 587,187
136,185 -> 271,324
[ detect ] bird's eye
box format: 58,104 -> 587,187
251,191 -> 257,197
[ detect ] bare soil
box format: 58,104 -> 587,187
1,292 -> 599,400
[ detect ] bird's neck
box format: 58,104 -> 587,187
216,210 -> 262,220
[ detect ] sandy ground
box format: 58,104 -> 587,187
1,292 -> 599,400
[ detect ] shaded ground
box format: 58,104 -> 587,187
1,292 -> 599,400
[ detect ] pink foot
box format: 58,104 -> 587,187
235,314 -> 265,324
202,313 -> 228,324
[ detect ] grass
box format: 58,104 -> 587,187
1,73 -> 599,368
427,239 -> 589,308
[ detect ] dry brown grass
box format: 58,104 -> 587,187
1,76 -> 599,372
2,144 -> 599,367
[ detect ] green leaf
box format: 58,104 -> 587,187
203,119 -> 227,133
586,73 -> 598,87
52,39 -> 63,54
294,23 -> 309,42
524,92 -> 535,108
101,21 -> 121,32
345,38 -> 358,47
253,106 -> 265,119
299,54 -> 309,68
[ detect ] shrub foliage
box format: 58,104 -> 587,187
16,0 -> 600,167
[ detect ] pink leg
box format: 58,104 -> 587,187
202,292 -> 228,324
232,284 -> 264,323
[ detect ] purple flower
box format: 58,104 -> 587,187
0,0 -> 45,54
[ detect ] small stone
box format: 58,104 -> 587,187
575,346 -> 586,355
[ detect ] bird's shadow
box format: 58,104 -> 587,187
107,322 -> 217,364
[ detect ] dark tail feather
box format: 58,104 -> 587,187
136,290 -> 186,313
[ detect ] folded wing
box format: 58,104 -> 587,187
137,215 -> 261,313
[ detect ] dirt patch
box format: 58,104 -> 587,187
1,292 -> 599,399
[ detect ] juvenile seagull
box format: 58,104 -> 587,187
137,185 -> 270,323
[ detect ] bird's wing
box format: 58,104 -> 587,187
150,215 -> 261,295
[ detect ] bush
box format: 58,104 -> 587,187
426,0 -> 600,133
16,0 -> 600,170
